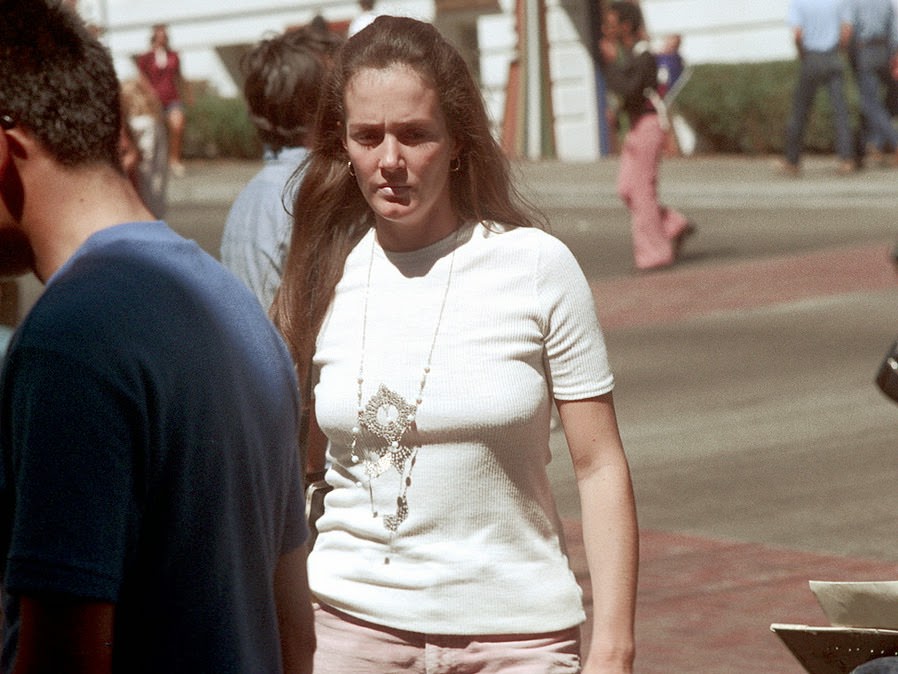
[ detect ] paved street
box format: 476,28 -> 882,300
108,154 -> 898,671
523,157 -> 898,672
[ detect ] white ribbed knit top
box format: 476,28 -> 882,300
309,222 -> 614,634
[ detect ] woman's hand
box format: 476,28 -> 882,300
598,38 -> 617,64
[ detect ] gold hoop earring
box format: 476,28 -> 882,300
347,161 -> 356,177
449,156 -> 461,173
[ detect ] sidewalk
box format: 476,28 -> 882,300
563,243 -> 898,671
566,521 -> 898,672
514,156 -> 898,672
564,238 -> 897,671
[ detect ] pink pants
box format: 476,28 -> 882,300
313,603 -> 582,673
617,113 -> 689,270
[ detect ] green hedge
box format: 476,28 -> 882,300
183,87 -> 262,160
675,59 -> 861,154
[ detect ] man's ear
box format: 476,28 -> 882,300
0,129 -> 27,224
0,126 -> 33,278
0,129 -> 9,176
0,127 -> 29,171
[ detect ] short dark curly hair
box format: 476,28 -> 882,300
0,0 -> 122,168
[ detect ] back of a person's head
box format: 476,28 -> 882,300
0,0 -> 122,168
242,26 -> 343,151
610,1 -> 644,35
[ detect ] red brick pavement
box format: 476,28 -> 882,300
567,241 -> 898,671
563,521 -> 898,673
591,242 -> 896,331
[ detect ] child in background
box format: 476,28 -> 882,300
120,78 -> 169,218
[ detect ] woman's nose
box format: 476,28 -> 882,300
379,136 -> 403,170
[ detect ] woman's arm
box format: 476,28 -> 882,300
274,546 -> 316,674
556,392 -> 638,674
12,597 -> 115,674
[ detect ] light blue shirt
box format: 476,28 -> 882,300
850,0 -> 898,48
788,0 -> 851,51
221,146 -> 308,310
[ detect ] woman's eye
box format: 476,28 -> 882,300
353,132 -> 381,146
402,129 -> 429,143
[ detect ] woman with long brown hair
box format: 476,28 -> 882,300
272,16 -> 638,673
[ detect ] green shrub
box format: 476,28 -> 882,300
183,85 -> 262,160
675,60 -> 860,154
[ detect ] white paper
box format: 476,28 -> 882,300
810,580 -> 898,629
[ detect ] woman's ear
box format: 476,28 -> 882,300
452,138 -> 463,163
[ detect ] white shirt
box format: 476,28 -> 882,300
309,222 -> 614,634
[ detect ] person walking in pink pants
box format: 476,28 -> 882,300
599,1 -> 695,271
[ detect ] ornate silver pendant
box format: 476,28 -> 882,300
356,384 -> 418,531
383,496 -> 408,532
359,384 -> 416,446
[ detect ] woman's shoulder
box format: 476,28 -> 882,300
476,221 -> 556,245
475,222 -> 574,261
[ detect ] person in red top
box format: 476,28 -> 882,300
136,24 -> 190,177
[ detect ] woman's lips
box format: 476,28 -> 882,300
378,184 -> 410,198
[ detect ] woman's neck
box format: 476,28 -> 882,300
374,205 -> 460,253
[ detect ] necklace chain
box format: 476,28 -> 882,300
350,229 -> 458,535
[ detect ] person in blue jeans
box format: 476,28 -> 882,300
849,0 -> 898,166
782,0 -> 856,176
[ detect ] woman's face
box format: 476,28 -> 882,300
344,64 -> 459,252
152,27 -> 168,49
602,11 -> 621,40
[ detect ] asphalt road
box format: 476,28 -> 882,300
521,157 -> 898,563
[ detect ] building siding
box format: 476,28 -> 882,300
82,0 -> 794,160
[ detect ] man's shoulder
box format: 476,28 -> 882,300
46,223 -> 232,320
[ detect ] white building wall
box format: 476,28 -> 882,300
642,0 -> 793,63
78,0 -> 796,160
545,0 -> 597,161
82,0 -> 432,96
477,11 -> 517,137
475,0 -> 795,160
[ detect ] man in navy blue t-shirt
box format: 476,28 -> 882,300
0,2 -> 314,672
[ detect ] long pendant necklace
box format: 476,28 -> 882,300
349,229 -> 458,538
